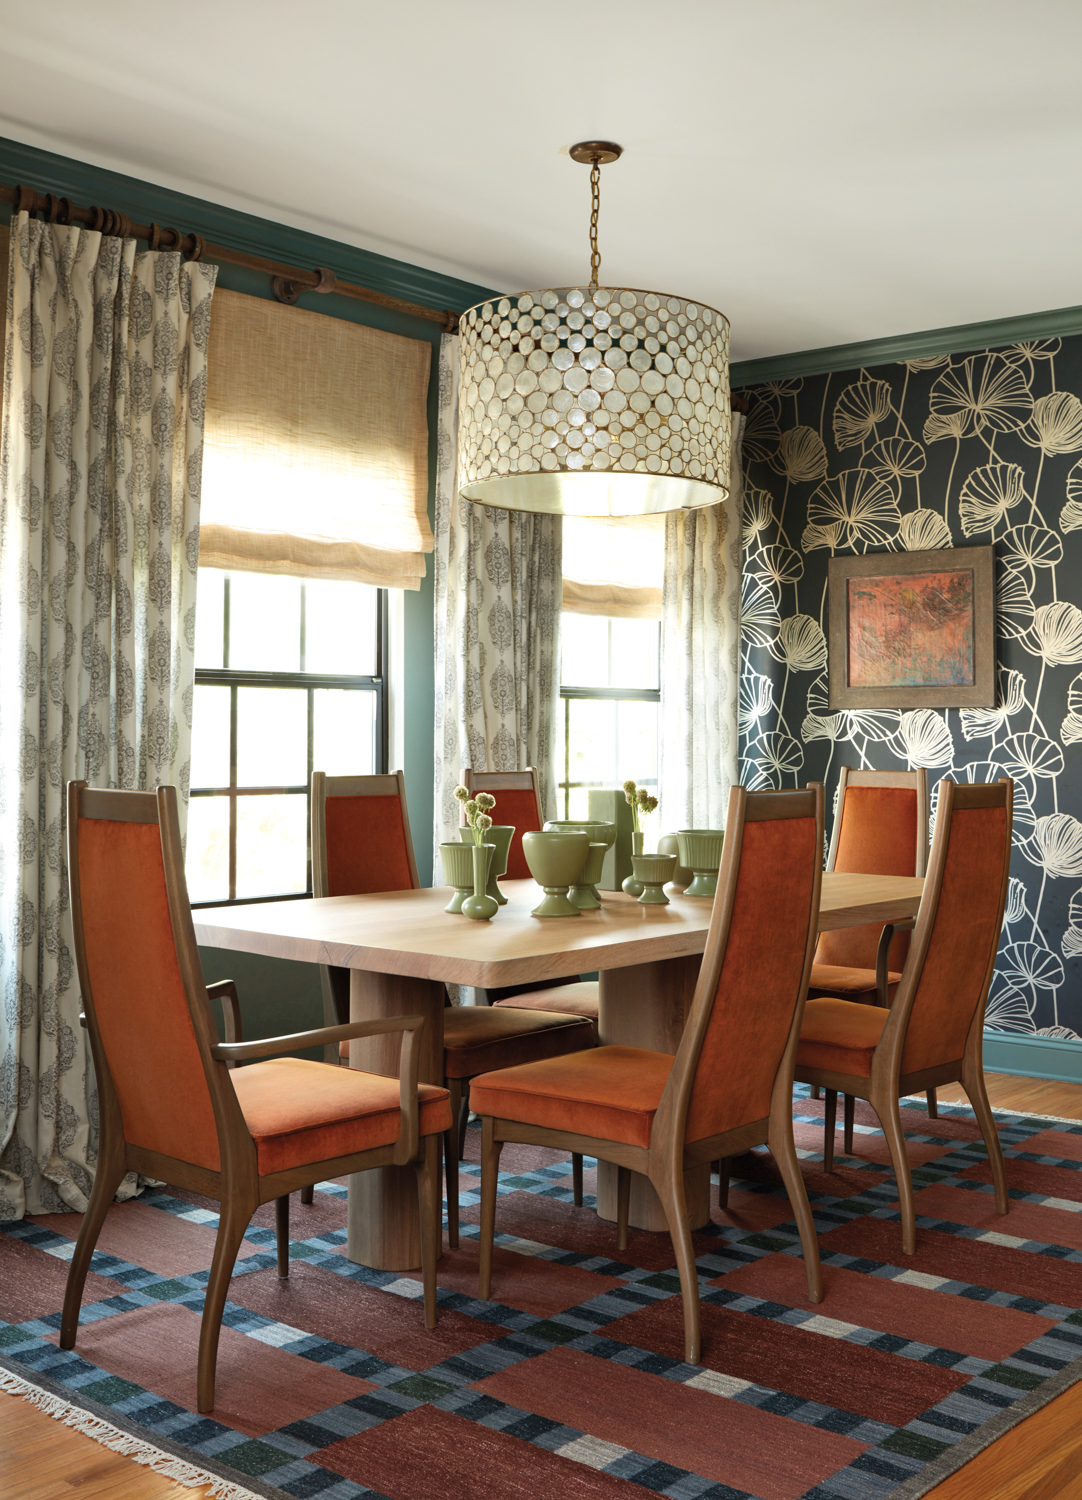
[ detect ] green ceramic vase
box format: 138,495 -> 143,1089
656,832 -> 694,891
522,830 -> 588,917
676,829 -> 725,898
569,842 -> 608,909
622,831 -> 646,897
439,841 -> 476,913
460,824 -> 514,904
461,842 -> 499,921
545,821 -> 617,905
632,853 -> 677,905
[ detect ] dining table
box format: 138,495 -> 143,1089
194,871 -> 925,1270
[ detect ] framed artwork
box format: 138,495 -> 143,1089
827,546 -> 995,709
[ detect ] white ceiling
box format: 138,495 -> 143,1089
3,0 -> 1082,362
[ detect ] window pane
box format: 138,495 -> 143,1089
566,787 -> 592,820
236,794 -> 308,898
228,574 -> 302,672
615,700 -> 659,784
314,690 -> 375,777
186,797 -> 230,903
610,619 -> 660,690
567,699 -> 616,787
190,684 -> 230,789
561,615 -> 610,687
236,688 -> 307,787
306,581 -> 378,675
194,569 -> 225,668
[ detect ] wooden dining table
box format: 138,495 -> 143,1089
194,872 -> 924,1270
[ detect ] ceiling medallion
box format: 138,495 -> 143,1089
456,142 -> 731,518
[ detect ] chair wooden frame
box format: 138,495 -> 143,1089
63,781 -> 442,1414
478,785 -> 827,1365
459,767 -> 543,830
796,780 -> 1013,1255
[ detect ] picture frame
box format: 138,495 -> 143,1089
827,545 -> 995,710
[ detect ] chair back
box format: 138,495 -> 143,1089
459,768 -> 543,881
882,780 -> 1012,1078
312,771 -> 419,899
67,782 -> 235,1173
815,767 -> 928,973
660,785 -> 824,1148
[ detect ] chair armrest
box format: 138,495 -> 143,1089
875,918 -> 915,1005
212,1015 -> 428,1166
207,980 -> 243,1066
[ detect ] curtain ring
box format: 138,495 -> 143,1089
183,234 -> 206,263
87,205 -> 105,232
162,227 -> 181,250
43,193 -> 59,224
14,184 -> 37,215
146,222 -> 161,252
113,212 -> 131,240
57,197 -> 73,226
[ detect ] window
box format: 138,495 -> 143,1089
558,615 -> 660,820
187,571 -> 387,905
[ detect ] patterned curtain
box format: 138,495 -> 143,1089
0,212 -> 217,1218
433,333 -> 561,863
658,413 -> 745,830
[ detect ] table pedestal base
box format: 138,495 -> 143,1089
346,970 -> 446,1272
595,955 -> 711,1232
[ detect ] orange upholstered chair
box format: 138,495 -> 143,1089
461,767 -> 602,1031
473,784 -> 826,1365
63,781 -> 450,1414
312,770 -> 596,1248
796,779 -> 1013,1255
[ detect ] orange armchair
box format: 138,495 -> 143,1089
312,770 -> 596,1249
795,779 -> 1013,1255
62,781 -> 450,1414
472,785 -> 827,1365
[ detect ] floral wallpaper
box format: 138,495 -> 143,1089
739,334 -> 1082,1040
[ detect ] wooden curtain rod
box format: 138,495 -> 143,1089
0,180 -> 460,332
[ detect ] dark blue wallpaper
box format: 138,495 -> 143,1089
739,335 -> 1082,1038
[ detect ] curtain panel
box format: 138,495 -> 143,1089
199,289 -> 432,589
433,333 -> 561,862
0,212 -> 217,1217
658,412 -> 745,831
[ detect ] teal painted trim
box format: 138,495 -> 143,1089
0,134 -> 497,319
732,304 -> 1082,389
982,1030 -> 1082,1086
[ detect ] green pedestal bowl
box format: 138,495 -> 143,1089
675,829 -> 725,899
522,830 -> 589,918
632,853 -> 677,905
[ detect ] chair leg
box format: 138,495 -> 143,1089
275,1195 -> 290,1278
60,1156 -> 127,1351
615,1166 -> 631,1252
445,1077 -> 463,1251
768,1116 -> 823,1305
299,1183 -> 314,1205
926,1086 -> 939,1120
572,1153 -> 584,1207
810,1084 -> 821,1099
414,1134 -> 440,1329
842,1093 -> 855,1156
477,1117 -> 504,1303
822,1089 -> 838,1173
717,1157 -> 731,1210
961,1063 -> 1009,1215
458,1081 -> 471,1160
875,1090 -> 917,1255
650,1168 -> 701,1365
197,1200 -> 254,1413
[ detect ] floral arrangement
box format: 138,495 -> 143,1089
454,785 -> 495,845
623,780 -> 658,834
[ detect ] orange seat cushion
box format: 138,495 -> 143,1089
231,1057 -> 451,1175
493,982 -> 599,1028
808,964 -> 902,1002
443,1007 -> 595,1079
470,1045 -> 673,1148
796,997 -> 889,1079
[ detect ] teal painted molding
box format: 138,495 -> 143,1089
982,1030 -> 1082,1086
0,134 -> 496,321
732,303 -> 1082,389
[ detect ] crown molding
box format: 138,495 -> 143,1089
0,134 -> 497,328
731,303 -> 1082,388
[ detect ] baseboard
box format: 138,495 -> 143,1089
982,1030 -> 1082,1085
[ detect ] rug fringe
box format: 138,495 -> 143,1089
0,1368 -> 266,1498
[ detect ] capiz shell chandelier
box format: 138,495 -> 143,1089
457,142 -> 731,517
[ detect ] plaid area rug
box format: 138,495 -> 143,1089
4,1088 -> 1082,1500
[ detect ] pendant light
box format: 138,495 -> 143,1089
456,142 -> 731,518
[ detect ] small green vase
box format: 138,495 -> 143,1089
622,831 -> 646,897
460,824 -> 514,904
439,841 -> 475,913
461,842 -> 499,921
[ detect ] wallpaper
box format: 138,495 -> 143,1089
739,334 -> 1082,1039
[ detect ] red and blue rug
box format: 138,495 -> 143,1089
3,1087 -> 1082,1500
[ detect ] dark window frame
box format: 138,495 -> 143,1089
189,577 -> 389,907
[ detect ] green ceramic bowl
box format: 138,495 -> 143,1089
439,840 -> 486,914
543,819 -> 617,851
522,830 -> 589,917
569,841 -> 608,909
631,853 -> 677,905
676,829 -> 725,899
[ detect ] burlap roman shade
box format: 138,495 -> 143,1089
561,513 -> 665,619
200,289 -> 433,589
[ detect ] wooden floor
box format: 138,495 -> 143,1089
2,1072 -> 1081,1500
